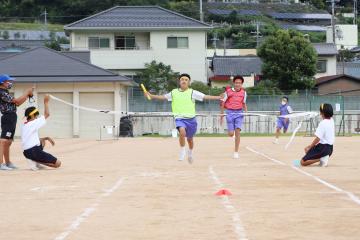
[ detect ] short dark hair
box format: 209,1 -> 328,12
320,103 -> 333,118
233,75 -> 244,83
25,107 -> 39,120
282,96 -> 289,102
179,73 -> 191,80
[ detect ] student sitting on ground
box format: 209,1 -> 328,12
21,95 -> 61,170
298,103 -> 335,167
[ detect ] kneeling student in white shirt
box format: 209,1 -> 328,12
300,103 -> 335,167
21,95 -> 61,170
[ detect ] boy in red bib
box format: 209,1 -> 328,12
221,76 -> 248,159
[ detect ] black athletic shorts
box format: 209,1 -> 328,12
23,145 -> 57,164
302,143 -> 333,161
1,112 -> 17,140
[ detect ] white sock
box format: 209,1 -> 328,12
179,147 -> 186,160
188,149 -> 193,156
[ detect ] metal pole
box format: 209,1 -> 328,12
199,0 -> 204,22
331,0 -> 336,44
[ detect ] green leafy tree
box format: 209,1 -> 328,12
246,80 -> 282,95
2,31 -> 10,40
137,61 -> 179,94
257,30 -> 317,90
45,40 -> 61,51
191,81 -> 223,95
338,48 -> 355,62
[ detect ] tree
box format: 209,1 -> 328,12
45,40 -> 61,51
338,48 -> 355,62
14,32 -> 21,39
257,30 -> 317,90
2,31 -> 10,40
136,61 -> 179,94
191,81 -> 223,96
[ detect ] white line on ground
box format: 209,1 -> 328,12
246,146 -> 360,206
54,177 -> 125,240
208,166 -> 248,240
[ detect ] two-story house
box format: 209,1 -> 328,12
64,6 -> 212,83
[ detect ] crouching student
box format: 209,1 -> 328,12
22,95 -> 61,170
297,103 -> 335,167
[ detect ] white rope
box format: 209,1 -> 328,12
49,94 -> 318,120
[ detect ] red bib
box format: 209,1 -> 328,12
224,88 -> 246,110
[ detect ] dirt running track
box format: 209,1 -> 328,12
1,137 -> 359,240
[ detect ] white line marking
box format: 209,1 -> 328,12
246,146 -> 360,206
209,166 -> 248,240
30,185 -> 78,192
54,177 -> 125,240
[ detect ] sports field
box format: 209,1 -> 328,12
1,136 -> 360,240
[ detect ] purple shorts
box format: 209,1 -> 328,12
226,109 -> 244,132
175,117 -> 197,139
277,118 -> 290,130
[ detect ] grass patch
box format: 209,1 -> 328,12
0,22 -> 64,32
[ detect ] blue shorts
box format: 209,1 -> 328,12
175,117 -> 197,139
23,145 -> 57,164
226,109 -> 244,132
277,118 -> 290,130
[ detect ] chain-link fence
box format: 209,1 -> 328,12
127,87 -> 360,136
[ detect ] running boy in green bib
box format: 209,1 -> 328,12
144,73 -> 223,163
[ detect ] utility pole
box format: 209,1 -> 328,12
354,0 -> 358,25
331,0 -> 336,44
199,0 -> 204,22
327,0 -> 340,44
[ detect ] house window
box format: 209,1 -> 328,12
167,37 -> 189,49
88,37 -> 110,49
115,36 -> 136,50
317,60 -> 327,73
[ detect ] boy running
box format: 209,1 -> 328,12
220,76 -> 248,159
0,74 -> 34,170
296,103 -> 335,167
22,95 -> 61,170
273,96 -> 293,144
144,73 -> 223,163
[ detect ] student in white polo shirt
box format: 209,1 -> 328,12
22,95 -> 61,170
298,103 -> 335,167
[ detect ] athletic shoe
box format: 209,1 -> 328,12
27,159 -> 39,171
319,155 -> 329,167
36,163 -> 46,169
179,148 -> 186,161
0,163 -> 13,170
233,152 -> 239,159
6,162 -> 17,169
273,139 -> 279,144
293,160 -> 301,167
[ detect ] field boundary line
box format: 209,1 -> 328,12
209,166 -> 248,240
54,177 -> 125,240
246,146 -> 360,206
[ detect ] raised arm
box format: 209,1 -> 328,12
12,87 -> 34,106
44,94 -> 50,119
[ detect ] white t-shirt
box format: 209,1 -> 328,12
315,118 -> 335,145
286,105 -> 293,114
222,88 -> 247,103
164,89 -> 205,102
21,116 -> 46,150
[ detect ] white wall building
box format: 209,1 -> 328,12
0,47 -> 132,139
326,24 -> 358,50
65,6 -> 212,83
